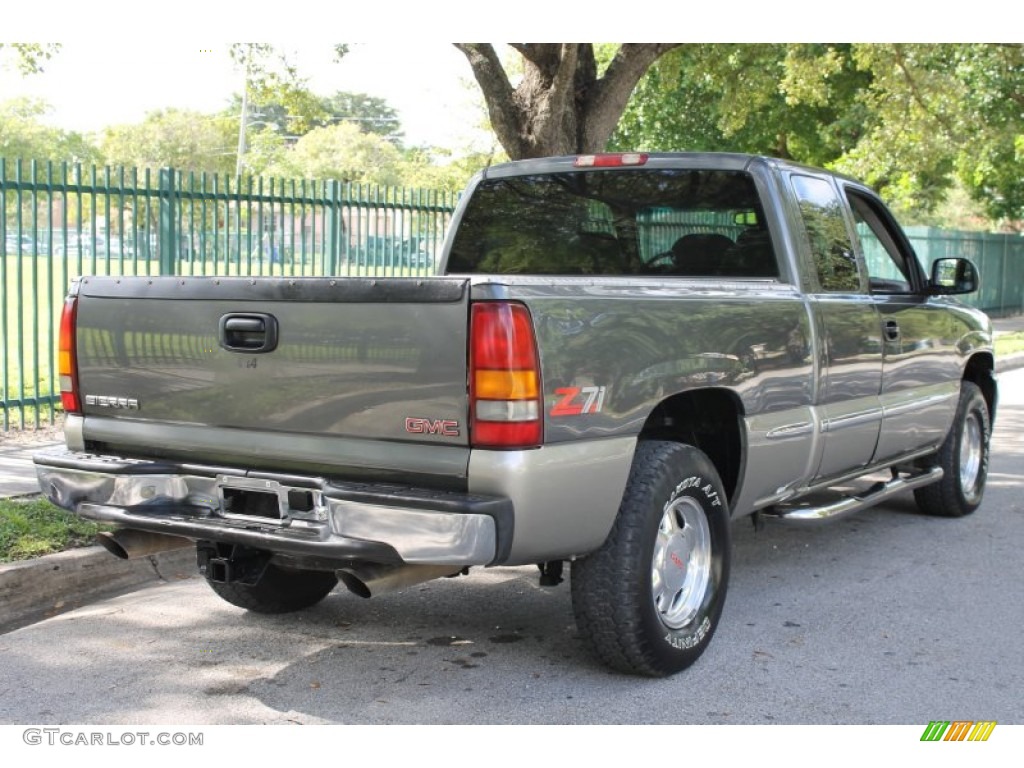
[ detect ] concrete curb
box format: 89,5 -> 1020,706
996,351 -> 1024,374
0,545 -> 196,635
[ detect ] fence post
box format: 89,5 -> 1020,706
158,167 -> 177,275
324,179 -> 341,275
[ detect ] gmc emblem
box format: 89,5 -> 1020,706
405,417 -> 461,437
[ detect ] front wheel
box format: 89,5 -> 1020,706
914,381 -> 991,517
571,441 -> 731,677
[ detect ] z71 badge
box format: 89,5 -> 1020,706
549,386 -> 606,416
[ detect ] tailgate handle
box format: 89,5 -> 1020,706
219,313 -> 279,353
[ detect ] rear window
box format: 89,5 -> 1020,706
445,169 -> 777,278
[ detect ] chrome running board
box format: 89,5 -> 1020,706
769,467 -> 943,522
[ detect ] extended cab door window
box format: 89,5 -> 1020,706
790,174 -> 861,293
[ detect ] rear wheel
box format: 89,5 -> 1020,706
571,441 -> 731,677
914,381 -> 991,518
205,563 -> 338,614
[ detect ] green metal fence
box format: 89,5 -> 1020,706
2,158 -> 1023,431
1,159 -> 458,430
903,226 -> 1024,316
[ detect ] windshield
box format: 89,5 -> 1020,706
446,168 -> 777,278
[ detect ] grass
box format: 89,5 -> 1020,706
995,331 -> 1024,357
0,496 -> 105,563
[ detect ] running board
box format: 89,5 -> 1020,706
768,467 -> 943,522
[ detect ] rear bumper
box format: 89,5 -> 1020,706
34,448 -> 512,567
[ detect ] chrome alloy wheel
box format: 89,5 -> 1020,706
960,409 -> 984,495
651,496 -> 712,630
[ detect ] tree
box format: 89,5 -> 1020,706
99,109 -> 237,175
454,43 -> 680,159
835,44 -> 1024,223
396,146 -> 505,193
317,92 -> 403,145
230,44 -> 345,175
611,43 -> 1024,225
270,122 -> 403,186
610,45 -> 869,166
0,44 -> 61,75
227,90 -> 405,145
0,98 -> 98,166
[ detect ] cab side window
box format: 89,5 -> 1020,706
791,175 -> 860,292
846,190 -> 915,294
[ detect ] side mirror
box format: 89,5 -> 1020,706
929,257 -> 978,295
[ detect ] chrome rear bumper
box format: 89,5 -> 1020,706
35,448 -> 512,567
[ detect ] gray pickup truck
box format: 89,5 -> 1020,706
35,152 -> 996,677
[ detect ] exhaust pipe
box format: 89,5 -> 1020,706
96,529 -> 193,560
337,563 -> 461,598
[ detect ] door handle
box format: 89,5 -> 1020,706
884,320 -> 900,341
219,313 -> 279,353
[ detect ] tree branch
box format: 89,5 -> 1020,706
509,44 -> 559,67
454,43 -> 528,158
582,43 -> 681,151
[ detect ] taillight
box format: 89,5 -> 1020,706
470,302 -> 543,449
58,296 -> 80,414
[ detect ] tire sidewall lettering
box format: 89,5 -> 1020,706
664,615 -> 711,650
653,471 -> 726,655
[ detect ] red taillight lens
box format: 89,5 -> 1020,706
58,296 -> 80,413
470,302 -> 542,449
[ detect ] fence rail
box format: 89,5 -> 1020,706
2,159 -> 1023,431
1,159 -> 457,429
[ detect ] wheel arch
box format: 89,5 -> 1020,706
637,387 -> 746,506
963,351 -> 997,422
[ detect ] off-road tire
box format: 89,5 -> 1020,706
571,440 -> 731,677
914,381 -> 991,518
205,564 -> 338,614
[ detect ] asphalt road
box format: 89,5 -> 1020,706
0,369 -> 1021,726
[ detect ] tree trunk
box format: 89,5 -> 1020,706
455,43 -> 680,160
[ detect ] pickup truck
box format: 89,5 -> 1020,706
35,152 -> 997,677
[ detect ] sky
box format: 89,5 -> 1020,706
1,2 -> 1007,156
0,41 -> 492,152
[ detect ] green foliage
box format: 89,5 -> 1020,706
613,43 -> 1024,226
99,109 -> 237,175
318,92 -> 403,144
230,44 -> 324,136
270,122 -> 404,185
611,45 -> 869,166
239,91 -> 404,143
0,497 -> 104,562
0,98 -> 99,165
396,146 -> 505,193
0,44 -> 61,75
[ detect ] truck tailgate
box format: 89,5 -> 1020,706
73,276 -> 471,476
